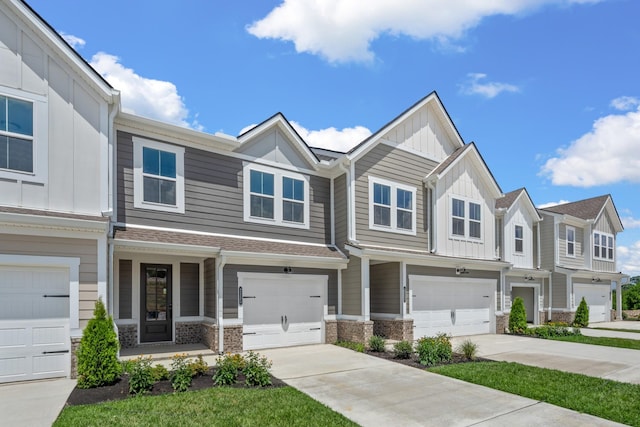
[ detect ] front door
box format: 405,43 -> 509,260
140,264 -> 172,342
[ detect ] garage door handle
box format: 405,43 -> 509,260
43,294 -> 70,298
42,350 -> 70,354
243,332 -> 257,336
309,295 -> 321,298
309,327 -> 321,331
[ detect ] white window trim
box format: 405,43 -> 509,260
566,225 -> 576,258
514,224 -> 524,255
593,231 -> 615,261
368,176 -> 417,236
133,136 -> 185,214
243,162 -> 310,229
0,86 -> 48,184
448,195 -> 482,241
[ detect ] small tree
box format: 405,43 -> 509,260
509,297 -> 528,334
76,298 -> 121,388
573,297 -> 590,327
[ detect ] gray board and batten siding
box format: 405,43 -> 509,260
370,262 -> 401,315
116,131 -> 331,244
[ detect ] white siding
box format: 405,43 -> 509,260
503,201 -> 535,269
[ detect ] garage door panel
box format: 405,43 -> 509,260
0,357 -> 27,380
575,284 -> 609,323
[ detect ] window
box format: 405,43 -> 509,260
368,177 -> 416,235
133,137 -> 185,213
566,226 -> 575,257
450,197 -> 482,240
243,163 -> 309,229
594,232 -> 614,261
515,225 -> 524,253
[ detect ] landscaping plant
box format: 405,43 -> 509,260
188,354 -> 209,377
335,341 -> 365,352
416,333 -> 452,366
128,356 -> 154,395
76,298 -> 122,388
573,297 -> 590,327
243,351 -> 273,387
151,363 -> 170,381
456,339 -> 478,361
368,335 -> 386,352
170,354 -> 193,392
213,353 -> 243,386
508,296 -> 528,334
393,340 -> 413,359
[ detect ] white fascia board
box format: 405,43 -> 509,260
221,250 -> 348,269
0,212 -> 108,233
112,239 -> 218,257
507,267 -> 551,279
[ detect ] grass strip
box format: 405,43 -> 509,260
54,386 -> 357,427
546,334 -> 640,350
589,327 -> 640,334
429,361 -> 640,426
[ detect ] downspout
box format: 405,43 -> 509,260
548,272 -> 553,322
330,177 -> 335,246
426,179 -> 437,253
216,255 -> 226,354
537,221 -> 542,269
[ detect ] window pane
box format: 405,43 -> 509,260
608,248 -> 614,260
593,245 -> 598,258
452,217 -> 465,236
593,233 -> 599,245
0,96 -> 6,131
470,221 -> 481,238
250,170 -> 274,196
515,225 -> 523,239
470,203 -> 481,221
7,136 -> 32,172
160,151 -> 176,178
515,239 -> 523,253
283,200 -> 304,223
374,205 -> 390,226
397,189 -> 412,210
283,177 -> 304,201
397,210 -> 412,230
8,97 -> 33,136
452,199 -> 464,217
159,179 -> 176,205
0,136 -> 7,169
143,147 -> 159,175
608,236 -> 613,248
374,183 -> 390,206
143,176 -> 160,203
568,228 -> 575,242
250,194 -> 274,219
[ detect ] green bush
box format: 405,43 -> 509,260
335,341 -> 365,353
76,298 -> 122,389
368,335 -> 386,352
393,340 -> 413,359
456,339 -> 478,361
509,297 -> 528,334
527,324 -> 582,338
151,363 -> 169,381
416,333 -> 452,366
243,351 -> 272,387
170,354 -> 193,392
120,359 -> 135,375
128,356 -> 154,395
188,355 -> 209,377
213,353 -> 243,386
573,297 -> 590,327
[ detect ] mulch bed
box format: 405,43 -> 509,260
66,368 -> 286,407
365,350 -> 492,370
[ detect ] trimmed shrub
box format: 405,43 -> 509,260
188,355 -> 209,377
76,298 -> 122,388
416,333 -> 452,366
509,297 -> 528,334
393,340 -> 413,359
368,335 -> 386,352
527,324 -> 582,338
573,297 -> 590,327
128,356 -> 154,395
335,341 -> 365,353
151,363 -> 169,381
213,353 -> 243,386
456,339 -> 478,361
243,351 -> 272,387
170,354 -> 193,392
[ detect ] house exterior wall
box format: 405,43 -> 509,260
118,259 -> 132,319
539,214 -> 556,270
557,223 -> 585,268
370,262 -> 400,315
203,258 -> 216,318
334,173 -> 348,249
353,143 -> 435,250
503,202 -> 535,269
341,255 -> 362,316
116,131 -> 331,243
552,271 -> 567,309
593,214 -> 616,273
234,128 -> 312,170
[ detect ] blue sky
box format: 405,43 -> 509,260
28,0 -> 640,276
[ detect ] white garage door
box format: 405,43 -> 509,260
239,274 -> 326,351
411,276 -> 495,339
574,283 -> 610,324
0,266 -> 70,383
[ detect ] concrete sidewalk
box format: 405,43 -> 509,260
0,378 -> 76,427
261,344 -> 623,427
452,333 -> 640,384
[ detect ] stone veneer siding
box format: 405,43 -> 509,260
495,314 -> 508,334
550,311 -> 575,324
372,319 -> 413,341
337,320 -> 374,344
223,325 -> 243,353
202,322 -> 217,351
70,337 -> 81,379
325,320 -> 338,344
117,324 -> 138,349
175,321 -> 203,345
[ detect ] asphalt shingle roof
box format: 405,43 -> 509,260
539,194 -> 610,221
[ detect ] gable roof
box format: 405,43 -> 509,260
346,91 -> 464,161
496,188 -> 542,221
540,194 -> 624,231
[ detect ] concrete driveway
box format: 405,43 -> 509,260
0,378 -> 76,427
260,344 -> 622,427
451,332 -> 640,384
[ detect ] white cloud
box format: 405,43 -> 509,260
459,73 -> 520,98
540,100 -> 640,187
247,0 -> 602,63
622,216 -> 640,229
90,52 -> 202,130
617,241 -> 640,277
610,96 -> 640,111
61,32 -> 85,49
537,200 -> 570,209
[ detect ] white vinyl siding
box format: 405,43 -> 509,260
368,176 -> 416,235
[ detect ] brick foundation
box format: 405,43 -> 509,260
175,321 -> 202,345
337,319 -> 374,344
70,337 -> 81,379
117,324 -> 138,349
550,311 -> 575,324
539,310 -> 549,324
201,322 -> 218,351
223,324 -> 243,353
372,318 -> 413,341
325,320 -> 338,344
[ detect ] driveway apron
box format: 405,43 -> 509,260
0,378 -> 76,427
260,344 -> 622,427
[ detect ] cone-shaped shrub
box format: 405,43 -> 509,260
509,296 -> 528,334
573,297 -> 590,327
76,298 -> 121,388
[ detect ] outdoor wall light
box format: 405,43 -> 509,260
524,275 -> 534,281
284,266 -> 293,274
592,277 -> 601,283
455,267 -> 469,275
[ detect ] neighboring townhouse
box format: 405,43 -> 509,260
0,0 -> 119,383
538,195 -> 625,324
496,188 -> 550,326
111,112 -> 347,353
333,93 -> 510,343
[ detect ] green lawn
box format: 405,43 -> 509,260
430,361 -> 640,426
546,334 -> 640,350
54,386 -> 357,427
589,327 -> 640,334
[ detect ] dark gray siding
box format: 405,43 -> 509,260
354,144 -> 436,250
370,262 -> 400,314
334,174 -> 348,249
203,258 -> 216,318
222,265 -> 338,319
119,260 -> 132,319
552,271 -> 567,308
117,131 -> 330,243
558,223 -> 585,268
539,214 -> 555,270
341,255 -> 361,316
180,263 -> 199,316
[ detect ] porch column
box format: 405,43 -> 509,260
617,280 -> 623,320
361,256 -> 370,321
400,262 -> 407,318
